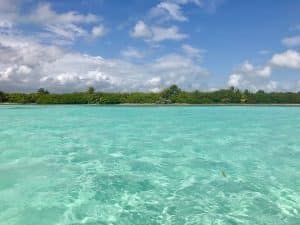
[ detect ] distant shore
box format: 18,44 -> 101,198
120,103 -> 300,106
2,103 -> 300,107
2,85 -> 300,104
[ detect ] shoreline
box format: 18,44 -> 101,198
2,103 -> 300,106
120,103 -> 300,106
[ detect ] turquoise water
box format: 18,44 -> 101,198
0,105 -> 299,225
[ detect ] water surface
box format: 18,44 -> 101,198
0,105 -> 299,225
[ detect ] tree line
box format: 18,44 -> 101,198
1,85 -> 300,104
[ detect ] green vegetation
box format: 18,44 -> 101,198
1,85 -> 300,104
0,91 -> 7,102
37,88 -> 50,95
87,86 -> 95,95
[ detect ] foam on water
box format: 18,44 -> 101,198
0,105 -> 299,225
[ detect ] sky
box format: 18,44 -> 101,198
0,0 -> 300,93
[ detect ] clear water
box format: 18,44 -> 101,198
0,105 -> 299,225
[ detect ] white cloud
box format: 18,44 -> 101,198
121,47 -> 144,59
0,2 -> 102,44
240,61 -> 254,72
173,0 -> 224,10
45,24 -> 87,41
17,65 -> 32,75
132,0 -> 223,43
0,3 -> 203,92
151,25 -> 188,41
138,0 -> 224,45
150,2 -> 187,22
256,66 -> 272,77
0,0 -> 20,27
227,73 -> 240,87
181,44 -> 205,61
238,61 -> 272,77
0,32 -> 208,93
182,44 -> 200,55
131,20 -> 152,38
0,20 -> 13,29
282,35 -> 300,47
153,53 -> 205,72
92,25 -> 105,38
33,3 -> 100,42
27,3 -> 98,25
149,0 -> 223,23
227,61 -> 274,91
148,77 -> 161,85
228,50 -> 300,91
227,73 -> 277,92
270,50 -> 300,69
4,3 -> 101,44
0,0 -> 20,11
173,0 -> 202,5
131,21 -> 188,42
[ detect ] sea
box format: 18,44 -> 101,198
0,105 -> 299,225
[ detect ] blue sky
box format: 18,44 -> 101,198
0,0 -> 300,92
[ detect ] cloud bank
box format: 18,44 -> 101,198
228,50 -> 300,92
0,32 -> 208,93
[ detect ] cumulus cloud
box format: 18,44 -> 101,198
228,50 -> 300,91
0,2 -> 206,92
131,21 -> 188,42
91,25 -> 106,38
131,21 -> 152,38
227,61 -> 274,91
0,33 -> 208,93
270,50 -> 300,69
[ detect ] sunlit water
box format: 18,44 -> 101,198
0,105 -> 299,225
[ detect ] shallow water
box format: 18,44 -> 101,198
0,105 -> 299,225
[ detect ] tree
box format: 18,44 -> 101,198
3,87 -> 300,104
161,85 -> 182,101
88,86 -> 95,94
240,95 -> 248,103
244,89 -> 250,95
0,91 -> 7,102
229,86 -> 235,92
256,90 -> 265,94
37,88 -> 49,95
